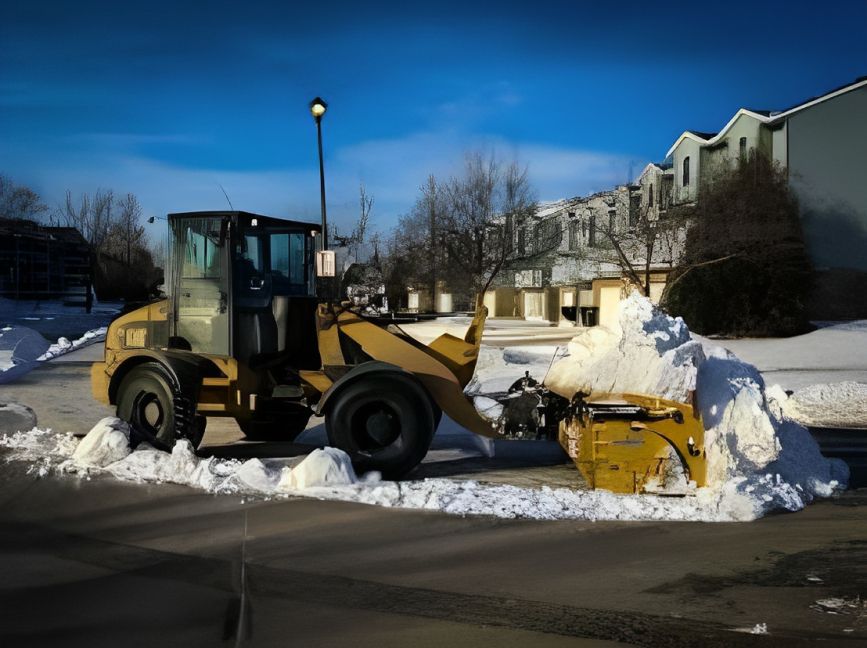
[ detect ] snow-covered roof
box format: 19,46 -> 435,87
665,76 -> 867,158
536,186 -> 632,217
665,109 -> 768,157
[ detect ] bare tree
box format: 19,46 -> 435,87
595,200 -> 688,297
0,174 -> 47,221
350,183 -> 374,263
384,152 -> 551,311
419,174 -> 442,305
438,153 -> 547,302
59,189 -> 116,254
110,193 -> 145,266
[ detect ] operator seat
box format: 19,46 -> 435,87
236,308 -> 279,368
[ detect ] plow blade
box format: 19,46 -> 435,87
558,393 -> 707,494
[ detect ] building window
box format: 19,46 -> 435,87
568,220 -> 579,250
629,194 -> 640,227
648,184 -> 654,207
608,209 -> 616,232
739,137 -> 747,159
517,228 -> 525,255
589,215 -> 596,247
682,156 -> 690,187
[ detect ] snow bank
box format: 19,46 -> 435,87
2,419 -> 362,497
3,420 -> 833,522
543,292 -> 848,519
779,381 -> 867,429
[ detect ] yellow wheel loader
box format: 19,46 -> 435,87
92,211 -> 495,478
92,209 -> 708,488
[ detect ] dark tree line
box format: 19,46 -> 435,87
662,152 -> 812,336
0,173 -> 162,300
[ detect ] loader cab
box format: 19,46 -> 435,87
167,211 -> 321,367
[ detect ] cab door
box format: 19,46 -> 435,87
171,216 -> 231,356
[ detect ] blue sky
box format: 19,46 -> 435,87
2,1 -> 866,238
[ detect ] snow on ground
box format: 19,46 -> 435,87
0,421 -> 823,522
706,321 -> 867,390
0,293 -> 849,522
0,326 -> 107,384
778,381 -> 867,429
694,322 -> 867,428
465,345 -> 566,396
400,316 -> 577,348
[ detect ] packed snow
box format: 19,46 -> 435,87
544,296 -> 702,402
0,292 -> 849,523
779,381 -> 867,429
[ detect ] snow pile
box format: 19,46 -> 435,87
71,417 -> 131,467
278,448 -> 358,490
694,354 -> 847,518
1,419 -> 363,497
780,381 -> 867,429
544,292 -> 848,519
545,295 -> 704,402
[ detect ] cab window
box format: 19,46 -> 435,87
270,231 -> 308,292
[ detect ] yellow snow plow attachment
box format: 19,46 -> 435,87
558,393 -> 707,494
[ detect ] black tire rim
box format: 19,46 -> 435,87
134,391 -> 165,437
350,400 -> 402,453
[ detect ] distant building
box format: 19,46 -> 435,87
665,76 -> 867,317
484,184 -> 676,329
421,77 -> 867,323
0,218 -> 93,306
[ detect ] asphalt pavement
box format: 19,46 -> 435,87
0,459 -> 865,647
1,339 -> 866,646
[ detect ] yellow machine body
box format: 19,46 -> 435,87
558,393 -> 707,494
91,298 -> 496,437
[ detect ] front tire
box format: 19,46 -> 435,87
325,374 -> 436,479
116,363 -> 203,450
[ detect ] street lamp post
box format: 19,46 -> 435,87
309,97 -> 328,252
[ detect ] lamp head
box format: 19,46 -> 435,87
309,97 -> 327,121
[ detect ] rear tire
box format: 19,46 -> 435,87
116,363 -> 203,450
325,374 -> 436,479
